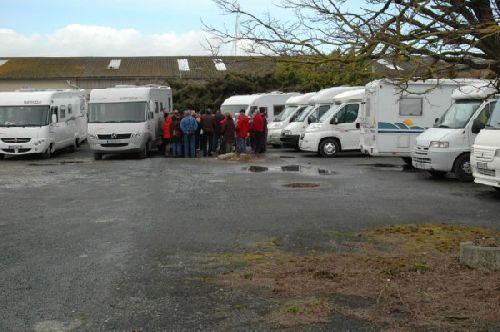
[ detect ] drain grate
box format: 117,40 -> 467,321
283,183 -> 320,188
246,166 -> 269,173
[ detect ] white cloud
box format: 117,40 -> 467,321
0,24 -> 232,56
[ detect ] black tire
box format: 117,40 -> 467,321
319,138 -> 340,158
0,154 -> 4,160
429,170 -> 446,178
494,187 -> 500,192
93,153 -> 102,161
69,140 -> 77,153
402,157 -> 413,166
454,154 -> 473,182
272,144 -> 281,149
42,145 -> 52,159
294,145 -> 301,152
75,139 -> 81,148
139,142 -> 150,159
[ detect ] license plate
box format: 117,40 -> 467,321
477,162 -> 489,170
106,140 -> 116,144
8,146 -> 18,150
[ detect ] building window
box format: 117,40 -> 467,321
177,59 -> 190,71
399,97 -> 423,116
213,59 -> 227,71
108,59 -> 121,70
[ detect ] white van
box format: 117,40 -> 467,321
267,92 -> 316,147
220,92 -> 300,121
360,79 -> 486,164
470,98 -> 500,191
300,89 -> 365,157
280,87 -> 362,150
412,84 -> 496,181
0,89 -> 87,159
87,85 -> 173,160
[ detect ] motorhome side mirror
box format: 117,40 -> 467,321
307,117 -> 312,124
149,112 -> 154,120
471,118 -> 485,134
434,118 -> 439,124
51,114 -> 57,124
331,116 -> 339,125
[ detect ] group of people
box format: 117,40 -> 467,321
161,109 -> 267,158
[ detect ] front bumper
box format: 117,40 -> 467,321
299,133 -> 320,152
89,138 -> 145,154
267,128 -> 283,145
280,134 -> 300,148
0,139 -> 50,155
471,155 -> 500,188
412,147 -> 460,172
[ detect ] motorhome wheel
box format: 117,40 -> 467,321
454,154 -> 473,182
272,144 -> 281,149
0,154 -> 4,160
319,139 -> 339,158
402,157 -> 413,166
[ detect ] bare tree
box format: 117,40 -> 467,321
206,0 -> 500,83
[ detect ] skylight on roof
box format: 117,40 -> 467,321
108,59 -> 121,70
177,59 -> 190,71
377,59 -> 403,71
213,59 -> 227,71
0,60 -> 8,67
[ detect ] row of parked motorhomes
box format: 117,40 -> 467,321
1,80 -> 499,191
221,79 -> 500,191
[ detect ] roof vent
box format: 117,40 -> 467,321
108,59 -> 121,70
213,59 -> 227,71
0,59 -> 8,66
177,59 -> 190,71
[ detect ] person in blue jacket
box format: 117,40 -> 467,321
180,110 -> 199,158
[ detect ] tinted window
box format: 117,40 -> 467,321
337,104 -> 360,123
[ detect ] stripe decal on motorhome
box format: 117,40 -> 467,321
377,122 -> 425,134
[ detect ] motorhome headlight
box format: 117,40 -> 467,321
282,130 -> 291,136
430,141 -> 449,149
131,132 -> 143,138
33,139 -> 46,146
88,133 -> 98,140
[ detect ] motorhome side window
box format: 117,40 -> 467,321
273,105 -> 285,117
59,105 -> 66,120
399,97 -> 423,116
80,98 -> 85,111
259,107 -> 268,115
68,105 -> 72,115
478,102 -> 494,125
160,102 -> 164,112
51,106 -> 58,122
155,102 -> 159,114
337,104 -> 360,123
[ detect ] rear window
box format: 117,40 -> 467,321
399,97 -> 423,116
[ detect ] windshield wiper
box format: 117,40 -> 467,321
438,125 -> 450,128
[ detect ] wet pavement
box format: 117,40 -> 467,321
1,145 -> 499,331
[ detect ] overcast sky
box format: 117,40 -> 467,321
0,0 -> 293,57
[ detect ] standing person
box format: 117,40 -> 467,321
162,113 -> 172,157
212,110 -> 225,154
170,111 -> 183,158
235,109 -> 249,154
194,111 -> 202,153
200,109 -> 214,157
253,110 -> 265,154
262,110 -> 268,153
180,110 -> 198,158
221,112 -> 236,153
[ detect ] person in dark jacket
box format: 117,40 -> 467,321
194,111 -> 202,152
212,110 -> 225,154
170,111 -> 183,157
220,112 -> 236,153
200,109 -> 214,157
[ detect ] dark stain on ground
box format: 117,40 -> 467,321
245,165 -> 336,176
29,160 -> 88,166
283,183 -> 320,188
246,166 -> 269,173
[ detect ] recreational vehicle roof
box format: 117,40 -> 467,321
286,92 -> 316,105
0,90 -> 83,106
333,89 -> 365,104
90,86 -> 171,103
309,87 -> 363,105
366,79 -> 488,93
452,84 -> 497,100
222,94 -> 261,106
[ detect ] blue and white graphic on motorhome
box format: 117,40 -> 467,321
378,121 -> 425,134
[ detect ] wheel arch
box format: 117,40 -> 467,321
319,136 -> 342,152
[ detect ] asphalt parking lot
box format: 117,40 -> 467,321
1,145 -> 499,331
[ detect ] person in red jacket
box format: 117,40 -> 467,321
235,109 -> 250,154
162,113 -> 172,157
252,110 -> 265,154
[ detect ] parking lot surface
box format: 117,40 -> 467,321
1,146 -> 499,331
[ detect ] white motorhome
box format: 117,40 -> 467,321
412,84 -> 496,181
87,85 -> 173,160
0,89 -> 87,159
220,92 -> 300,121
360,79 -> 487,163
267,92 -> 316,147
470,98 -> 500,191
300,89 -> 365,157
280,86 -> 362,150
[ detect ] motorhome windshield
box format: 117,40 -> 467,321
295,105 -> 315,122
435,100 -> 482,129
221,105 -> 248,115
486,100 -> 500,129
274,106 -> 298,122
308,104 -> 332,123
0,106 -> 50,127
89,102 -> 147,123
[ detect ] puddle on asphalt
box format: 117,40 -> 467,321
244,165 -> 336,176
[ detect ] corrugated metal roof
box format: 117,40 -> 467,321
0,56 -> 277,80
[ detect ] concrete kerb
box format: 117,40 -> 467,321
460,241 -> 500,271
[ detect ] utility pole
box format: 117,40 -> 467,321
232,4 -> 240,56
